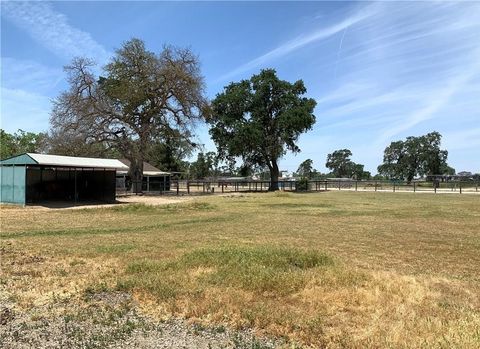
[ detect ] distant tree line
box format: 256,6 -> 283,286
1,38 -> 477,189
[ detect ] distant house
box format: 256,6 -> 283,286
116,159 -> 171,192
0,153 -> 128,205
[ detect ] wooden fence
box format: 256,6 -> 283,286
158,179 -> 479,195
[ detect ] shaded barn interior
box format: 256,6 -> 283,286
25,167 -> 116,203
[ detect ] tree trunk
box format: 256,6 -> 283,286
269,161 -> 280,191
129,157 -> 144,194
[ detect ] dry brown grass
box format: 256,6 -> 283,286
1,192 -> 479,348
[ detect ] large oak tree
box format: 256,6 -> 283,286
207,69 -> 316,190
50,38 -> 207,192
377,131 -> 452,183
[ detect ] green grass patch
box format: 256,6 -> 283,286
122,246 -> 335,299
104,201 -> 216,214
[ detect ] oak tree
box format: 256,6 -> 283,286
208,69 -> 316,191
377,131 -> 451,183
50,38 -> 207,192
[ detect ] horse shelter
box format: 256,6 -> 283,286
0,153 -> 128,205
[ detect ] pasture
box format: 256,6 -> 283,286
1,192 -> 479,348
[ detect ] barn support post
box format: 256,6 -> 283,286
147,176 -> 150,192
103,168 -> 106,201
74,168 -> 77,206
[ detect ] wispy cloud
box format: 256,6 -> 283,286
215,5 -> 377,83
314,2 -> 480,139
443,128 -> 480,151
283,1 -> 480,172
377,56 -> 480,144
0,87 -> 51,132
1,57 -> 63,92
1,1 -> 110,64
0,56 -> 68,133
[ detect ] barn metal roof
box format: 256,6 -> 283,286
0,153 -> 129,170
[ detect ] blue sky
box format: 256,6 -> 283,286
1,1 -> 479,174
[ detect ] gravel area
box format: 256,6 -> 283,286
0,289 -> 281,349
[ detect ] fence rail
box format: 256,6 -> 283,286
117,179 -> 480,196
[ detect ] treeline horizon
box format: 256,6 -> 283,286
2,128 -> 478,183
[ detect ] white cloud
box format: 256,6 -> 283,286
1,1 -> 110,64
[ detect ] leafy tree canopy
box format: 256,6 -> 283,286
189,151 -> 218,179
377,131 -> 451,183
325,149 -> 370,179
325,149 -> 354,178
0,129 -> 46,159
296,159 -> 315,179
207,69 -> 316,190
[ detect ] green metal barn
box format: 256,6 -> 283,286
0,153 -> 128,205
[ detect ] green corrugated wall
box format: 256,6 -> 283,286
0,165 -> 26,205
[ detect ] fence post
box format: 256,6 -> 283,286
222,182 -> 224,193
176,179 -> 179,196
355,180 -> 358,191
187,181 -> 190,194
325,181 -> 327,191
460,183 -> 462,194
393,182 -> 395,192
375,181 -> 377,192
476,182 -> 478,192
434,183 -> 436,194
338,180 -> 341,191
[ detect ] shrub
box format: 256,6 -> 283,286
296,177 -> 309,191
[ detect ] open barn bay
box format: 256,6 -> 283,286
1,192 -> 479,348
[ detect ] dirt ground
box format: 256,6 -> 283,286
0,195 -> 194,211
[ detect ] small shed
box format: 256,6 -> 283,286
116,159 -> 171,192
0,153 -> 128,205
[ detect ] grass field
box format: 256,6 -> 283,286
1,192 -> 480,348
